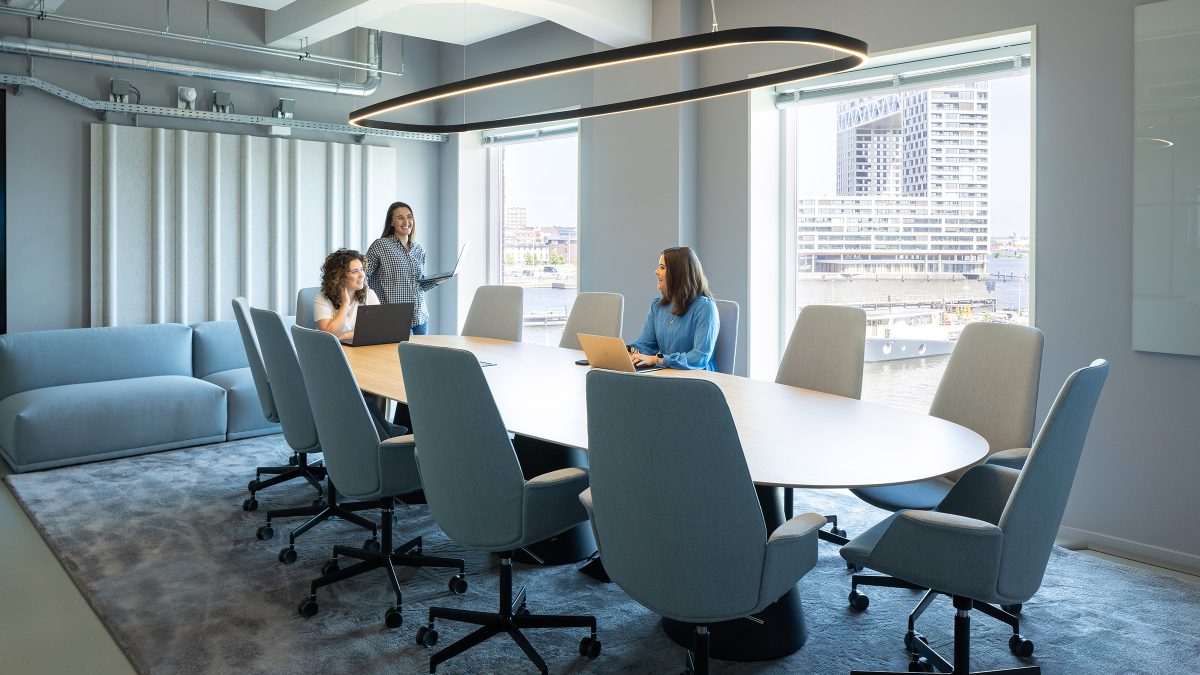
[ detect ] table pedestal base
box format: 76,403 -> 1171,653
661,586 -> 807,661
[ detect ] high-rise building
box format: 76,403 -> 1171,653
799,83 -> 992,276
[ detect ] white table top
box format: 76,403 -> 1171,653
343,335 -> 988,490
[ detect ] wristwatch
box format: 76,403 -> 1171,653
655,352 -> 664,366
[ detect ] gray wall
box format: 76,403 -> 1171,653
2,0 -> 446,331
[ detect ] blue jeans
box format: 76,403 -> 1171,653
411,323 -> 428,335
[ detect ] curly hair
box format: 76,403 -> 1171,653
319,248 -> 368,310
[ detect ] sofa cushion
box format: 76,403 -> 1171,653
202,368 -> 281,440
192,320 -> 249,379
0,375 -> 226,471
0,324 -> 193,401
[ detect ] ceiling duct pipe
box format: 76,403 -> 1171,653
0,29 -> 382,96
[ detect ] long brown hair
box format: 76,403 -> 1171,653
380,201 -> 416,250
320,248 -> 368,310
659,246 -> 712,316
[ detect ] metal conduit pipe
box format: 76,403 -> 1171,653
0,30 -> 382,96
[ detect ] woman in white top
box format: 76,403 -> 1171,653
314,248 -> 379,342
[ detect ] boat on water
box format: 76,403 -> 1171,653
864,308 -> 962,362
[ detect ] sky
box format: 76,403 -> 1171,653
795,72 -> 1032,238
500,135 -> 579,230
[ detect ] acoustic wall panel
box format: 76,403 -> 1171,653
89,124 -> 397,326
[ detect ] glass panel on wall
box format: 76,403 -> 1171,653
490,133 -> 580,346
789,72 -> 1031,411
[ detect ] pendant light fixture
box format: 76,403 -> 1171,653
349,25 -> 868,134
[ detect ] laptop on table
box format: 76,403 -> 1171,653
340,303 -> 415,347
420,241 -> 470,284
576,333 -> 664,373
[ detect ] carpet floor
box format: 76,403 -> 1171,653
6,435 -> 1199,674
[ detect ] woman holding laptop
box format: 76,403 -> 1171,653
628,246 -> 720,371
314,248 -> 379,342
365,201 -> 439,335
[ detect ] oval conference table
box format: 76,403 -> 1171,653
342,335 -> 988,661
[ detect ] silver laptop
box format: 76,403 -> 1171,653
420,241 -> 470,284
576,333 -> 663,373
340,303 -> 414,347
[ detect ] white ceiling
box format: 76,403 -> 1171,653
219,0 -> 651,49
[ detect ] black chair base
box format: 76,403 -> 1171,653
298,497 -> 466,628
848,583 -> 1039,675
263,482 -> 380,563
242,451 -> 326,511
421,553 -> 598,674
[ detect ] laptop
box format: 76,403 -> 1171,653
420,241 -> 470,284
340,303 -> 415,347
576,333 -> 664,373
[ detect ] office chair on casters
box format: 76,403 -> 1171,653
249,307 -> 381,564
774,304 -> 866,548
295,287 -> 320,330
398,342 -> 599,675
290,326 -> 466,629
840,359 -> 1108,675
462,285 -> 524,341
557,292 -> 623,350
711,298 -> 739,375
231,297 -> 326,511
850,322 -> 1044,514
582,369 -> 826,675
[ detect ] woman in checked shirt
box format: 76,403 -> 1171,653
365,201 -> 439,335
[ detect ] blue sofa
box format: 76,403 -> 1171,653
0,321 -> 280,473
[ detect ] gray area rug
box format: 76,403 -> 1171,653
6,435 -> 1199,674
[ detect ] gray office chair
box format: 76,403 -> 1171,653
249,307 -> 379,563
582,369 -> 825,675
712,298 -> 739,375
461,285 -> 524,341
295,287 -> 320,329
232,298 -> 325,512
290,326 -> 465,629
841,359 -> 1108,675
398,342 -> 599,674
558,292 -> 624,350
775,304 -> 866,542
851,322 -> 1044,513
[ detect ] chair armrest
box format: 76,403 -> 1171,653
521,468 -> 590,545
759,512 -> 826,611
867,510 -> 1004,599
986,447 -> 1031,470
527,467 -> 587,487
380,433 -> 415,448
578,486 -> 593,514
936,463 -> 1021,524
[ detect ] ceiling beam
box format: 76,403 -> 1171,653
266,0 -> 650,49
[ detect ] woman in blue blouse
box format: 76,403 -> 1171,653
628,246 -> 719,371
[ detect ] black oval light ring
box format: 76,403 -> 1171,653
349,26 -> 867,134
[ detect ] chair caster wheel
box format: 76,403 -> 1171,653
242,497 -> 259,512
448,574 -> 468,595
846,560 -> 863,571
363,538 -> 381,552
1001,603 -> 1022,614
288,455 -> 299,465
831,527 -> 847,537
904,630 -> 915,650
248,479 -> 260,492
278,547 -> 297,564
515,603 -> 530,617
320,560 -> 340,576
312,497 -> 327,507
298,597 -> 318,618
384,606 -> 403,629
1009,634 -> 1034,657
256,525 -> 274,541
416,625 -> 439,647
908,657 -> 933,672
848,589 -> 869,611
579,636 -> 601,659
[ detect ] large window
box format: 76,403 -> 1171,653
783,45 -> 1032,411
487,130 -> 579,346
